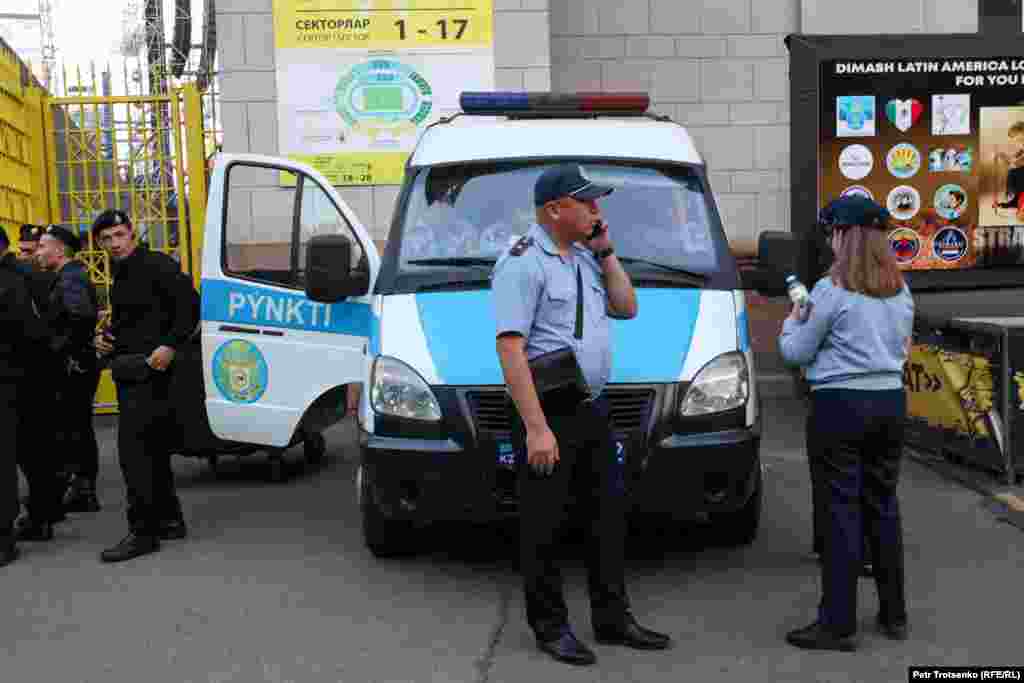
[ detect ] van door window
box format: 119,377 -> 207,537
223,163 -> 364,289
296,181 -> 365,287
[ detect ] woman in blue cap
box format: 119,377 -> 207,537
779,195 -> 914,651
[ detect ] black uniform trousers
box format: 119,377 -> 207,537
17,376 -> 64,523
114,368 -> 183,535
811,388 -> 907,635
58,365 -> 101,481
510,393 -> 631,642
0,382 -> 20,532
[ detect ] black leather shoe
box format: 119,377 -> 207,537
100,533 -> 160,563
876,617 -> 908,641
595,617 -> 672,650
15,518 -> 54,542
159,519 -> 188,540
785,621 -> 857,651
0,535 -> 17,567
537,631 -> 596,666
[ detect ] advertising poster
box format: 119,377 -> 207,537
272,0 -> 495,186
819,57 -> 1024,270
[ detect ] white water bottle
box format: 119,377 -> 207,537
785,274 -> 812,320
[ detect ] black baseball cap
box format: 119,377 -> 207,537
818,195 -> 890,229
44,224 -> 82,252
534,164 -> 614,207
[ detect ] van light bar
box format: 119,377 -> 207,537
459,92 -> 650,115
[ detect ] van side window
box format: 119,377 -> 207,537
224,164 -> 300,287
223,163 -> 364,289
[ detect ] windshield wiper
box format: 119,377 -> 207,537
616,257 -> 707,283
406,257 -> 498,268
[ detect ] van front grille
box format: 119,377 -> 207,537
466,387 -> 655,436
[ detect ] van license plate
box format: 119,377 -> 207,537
496,441 -> 516,469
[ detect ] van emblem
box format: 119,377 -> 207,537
213,339 -> 269,404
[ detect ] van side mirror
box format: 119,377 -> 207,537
739,230 -> 796,297
305,234 -> 370,303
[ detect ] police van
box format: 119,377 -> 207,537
200,92 -> 766,556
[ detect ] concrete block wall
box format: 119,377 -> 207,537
217,0 -> 551,245
550,0 -> 798,255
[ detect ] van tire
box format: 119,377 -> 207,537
360,467 -> 416,558
711,463 -> 762,547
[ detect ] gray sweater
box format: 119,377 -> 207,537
779,277 -> 914,391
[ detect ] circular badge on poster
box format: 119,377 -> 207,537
934,184 -> 968,220
839,144 -> 874,180
886,185 -> 921,221
888,227 -> 921,265
932,226 -> 969,263
212,339 -> 269,404
841,185 -> 875,200
886,143 -> 922,179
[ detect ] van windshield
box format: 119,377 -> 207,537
394,162 -> 731,288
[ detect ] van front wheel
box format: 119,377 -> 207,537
710,463 -> 762,547
359,466 -> 416,558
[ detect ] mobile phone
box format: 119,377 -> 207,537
586,221 -> 606,241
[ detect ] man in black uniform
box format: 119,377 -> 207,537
92,210 -> 199,563
35,226 -> 102,514
17,224 -> 54,309
492,165 -> 670,666
0,228 -> 51,564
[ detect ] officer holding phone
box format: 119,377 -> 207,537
492,164 -> 669,667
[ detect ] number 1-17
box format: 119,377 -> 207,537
394,18 -> 469,40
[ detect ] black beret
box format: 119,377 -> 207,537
90,209 -> 132,240
44,224 -> 82,252
20,224 -> 44,242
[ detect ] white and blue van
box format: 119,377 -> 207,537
200,92 -> 764,556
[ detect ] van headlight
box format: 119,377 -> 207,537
680,352 -> 749,416
370,356 -> 442,422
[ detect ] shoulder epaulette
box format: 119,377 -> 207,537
509,236 -> 534,257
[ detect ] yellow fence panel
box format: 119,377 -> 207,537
0,42 -> 52,246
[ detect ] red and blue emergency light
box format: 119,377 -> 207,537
459,91 -> 650,115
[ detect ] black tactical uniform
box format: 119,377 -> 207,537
41,227 -> 102,513
102,242 -> 199,562
0,245 -> 51,563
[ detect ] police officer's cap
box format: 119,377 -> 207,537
90,209 -> 132,241
818,195 -> 891,230
44,224 -> 82,253
19,223 -> 43,242
534,164 -> 614,207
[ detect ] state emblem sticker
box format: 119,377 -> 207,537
213,339 -> 269,404
932,226 -> 969,263
889,227 -> 921,265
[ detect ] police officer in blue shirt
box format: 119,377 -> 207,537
492,164 -> 671,666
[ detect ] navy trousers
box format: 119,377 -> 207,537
811,388 -> 907,635
510,394 -> 631,641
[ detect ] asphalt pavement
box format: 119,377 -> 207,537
3,380 -> 1022,683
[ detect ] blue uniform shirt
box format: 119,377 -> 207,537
491,223 -> 612,398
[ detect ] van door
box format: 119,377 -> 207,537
200,154 -> 380,447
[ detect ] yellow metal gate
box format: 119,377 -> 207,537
46,72 -> 210,413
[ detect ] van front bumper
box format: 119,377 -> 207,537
358,392 -> 761,524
